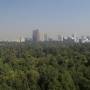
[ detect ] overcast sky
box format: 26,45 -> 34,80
0,0 -> 90,40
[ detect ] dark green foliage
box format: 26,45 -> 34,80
0,42 -> 89,90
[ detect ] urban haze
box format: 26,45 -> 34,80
0,0 -> 90,41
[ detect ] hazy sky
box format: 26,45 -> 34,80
0,0 -> 90,40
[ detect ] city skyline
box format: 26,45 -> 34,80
0,29 -> 90,44
0,29 -> 90,41
1,0 -> 90,40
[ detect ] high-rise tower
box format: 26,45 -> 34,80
32,29 -> 40,42
44,33 -> 48,41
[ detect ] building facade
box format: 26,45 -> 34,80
33,29 -> 40,42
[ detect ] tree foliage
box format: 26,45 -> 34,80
0,42 -> 89,90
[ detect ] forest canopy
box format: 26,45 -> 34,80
0,42 -> 90,90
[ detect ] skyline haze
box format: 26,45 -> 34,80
0,0 -> 90,40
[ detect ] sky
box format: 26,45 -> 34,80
0,0 -> 90,40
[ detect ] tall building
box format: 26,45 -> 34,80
32,29 -> 40,42
44,33 -> 48,41
58,35 -> 63,41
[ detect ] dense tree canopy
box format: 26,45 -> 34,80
0,42 -> 90,90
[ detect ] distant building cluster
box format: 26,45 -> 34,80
17,29 -> 90,43
57,34 -> 90,43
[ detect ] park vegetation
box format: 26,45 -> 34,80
0,42 -> 90,90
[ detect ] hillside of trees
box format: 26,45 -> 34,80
0,42 -> 90,90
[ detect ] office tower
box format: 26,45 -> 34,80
33,29 -> 40,42
87,36 -> 90,40
58,35 -> 62,41
44,33 -> 48,41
